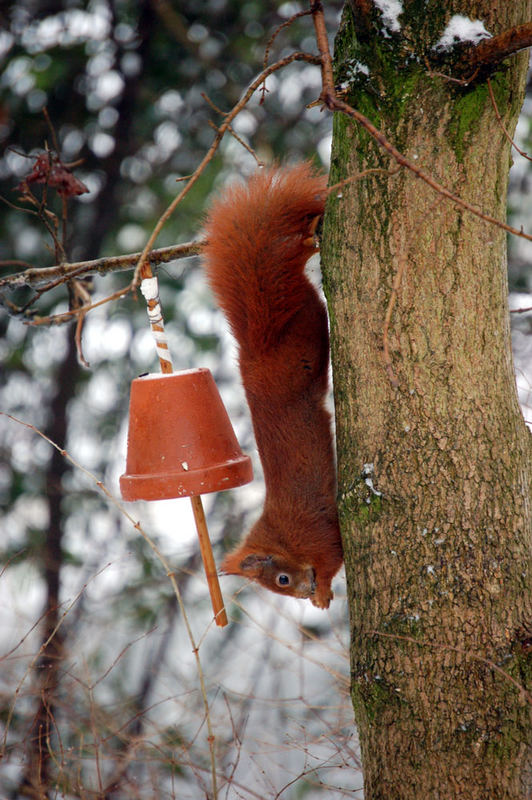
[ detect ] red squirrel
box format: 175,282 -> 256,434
203,162 -> 343,608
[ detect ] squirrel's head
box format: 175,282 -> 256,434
220,548 -> 331,608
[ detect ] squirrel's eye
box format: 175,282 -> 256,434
276,573 -> 291,587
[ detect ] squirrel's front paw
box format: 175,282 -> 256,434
311,586 -> 333,609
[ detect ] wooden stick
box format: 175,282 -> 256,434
190,495 -> 229,627
139,262 -> 228,628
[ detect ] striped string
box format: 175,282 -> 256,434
140,275 -> 173,374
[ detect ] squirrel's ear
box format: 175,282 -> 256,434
220,550 -> 272,576
240,554 -> 273,571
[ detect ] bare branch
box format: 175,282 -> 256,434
263,9 -> 312,71
326,166 -> 401,196
487,77 -> 532,162
2,51 -> 319,325
130,51 -> 320,289
310,0 -> 335,98
0,259 -> 34,270
0,241 -> 203,291
510,305 -> 532,314
327,90 -> 532,245
463,22 -> 532,71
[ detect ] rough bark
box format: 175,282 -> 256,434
321,1 -> 532,797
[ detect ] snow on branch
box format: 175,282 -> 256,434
433,15 -> 492,51
433,19 -> 532,75
467,21 -> 532,69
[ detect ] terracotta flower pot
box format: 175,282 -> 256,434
120,368 -> 253,501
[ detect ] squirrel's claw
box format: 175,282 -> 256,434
310,586 -> 333,609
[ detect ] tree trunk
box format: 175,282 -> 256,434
321,1 -> 532,797
20,335 -> 78,800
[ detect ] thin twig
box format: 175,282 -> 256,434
75,309 -> 89,367
201,91 -> 228,118
43,108 -> 71,255
487,77 -> 532,161
230,594 -> 349,687
0,259 -> 34,270
326,166 -> 400,196
3,243 -> 203,326
260,10 -> 313,102
131,51 -> 320,290
328,96 -> 532,242
207,119 -> 264,166
263,10 -> 312,70
424,59 -> 480,86
27,284 -> 132,327
42,108 -> 61,156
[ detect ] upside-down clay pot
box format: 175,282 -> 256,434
120,368 -> 253,501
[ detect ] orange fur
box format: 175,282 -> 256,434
203,163 -> 343,608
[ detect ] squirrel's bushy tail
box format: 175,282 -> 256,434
202,162 -> 342,608
203,162 -> 327,352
